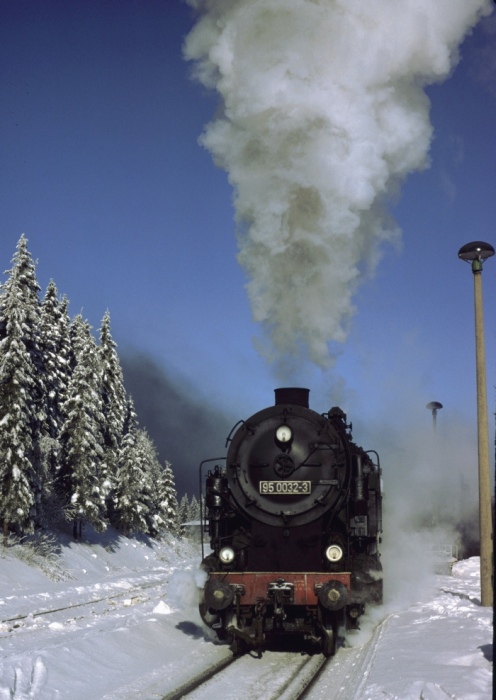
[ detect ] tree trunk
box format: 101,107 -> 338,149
72,518 -> 84,540
3,517 -> 8,547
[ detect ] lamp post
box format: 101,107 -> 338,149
458,241 -> 494,607
426,401 -> 443,432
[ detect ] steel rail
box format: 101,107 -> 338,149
160,654 -> 237,700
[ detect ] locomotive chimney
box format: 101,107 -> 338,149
274,387 -> 310,408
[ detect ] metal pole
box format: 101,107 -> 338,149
426,402 -> 442,433
471,261 -> 493,606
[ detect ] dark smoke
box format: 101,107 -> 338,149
120,352 -> 232,497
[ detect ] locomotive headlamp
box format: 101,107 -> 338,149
219,547 -> 235,564
325,544 -> 344,562
276,425 -> 292,443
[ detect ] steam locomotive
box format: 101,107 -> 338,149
199,388 -> 383,656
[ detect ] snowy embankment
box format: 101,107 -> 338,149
0,529 -> 493,700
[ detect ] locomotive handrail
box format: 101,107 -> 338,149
364,449 -> 381,474
199,457 -> 226,560
224,419 -> 248,447
364,449 -> 383,535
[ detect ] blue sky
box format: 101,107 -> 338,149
1,1 -> 495,494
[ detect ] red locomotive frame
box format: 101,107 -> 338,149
208,571 -> 351,605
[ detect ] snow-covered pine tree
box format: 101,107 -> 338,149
68,314 -> 94,372
97,311 -> 127,519
155,461 -> 179,534
136,429 -> 168,537
113,397 -> 150,535
37,283 -> 72,526
187,495 -> 201,522
39,282 -> 71,439
58,315 -> 107,537
178,493 -> 189,526
115,426 -> 171,537
0,235 -> 44,541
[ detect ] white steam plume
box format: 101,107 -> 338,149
184,0 -> 491,367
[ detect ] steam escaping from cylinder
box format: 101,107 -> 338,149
184,0 -> 491,368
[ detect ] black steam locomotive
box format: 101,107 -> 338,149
199,388 -> 383,655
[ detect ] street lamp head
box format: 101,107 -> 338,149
458,241 -> 494,262
426,401 -> 443,413
458,241 -> 494,273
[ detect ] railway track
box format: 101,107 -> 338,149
156,614 -> 392,700
161,654 -> 237,700
162,650 -> 328,700
0,574 -> 169,631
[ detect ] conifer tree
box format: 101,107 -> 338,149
58,315 -> 106,537
97,311 -> 127,517
178,493 -> 189,526
115,426 -> 170,537
155,461 -> 179,534
0,235 -> 43,540
136,429 -> 168,536
37,284 -> 73,526
39,283 -> 71,438
113,398 -> 150,535
187,495 -> 201,522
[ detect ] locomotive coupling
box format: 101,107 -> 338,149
267,578 -> 295,605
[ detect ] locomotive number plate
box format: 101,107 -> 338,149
259,480 -> 311,495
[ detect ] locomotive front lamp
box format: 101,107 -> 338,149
325,544 -> 344,562
219,546 -> 235,564
276,425 -> 293,443
458,240 -> 494,607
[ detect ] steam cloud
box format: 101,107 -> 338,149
184,0 -> 491,367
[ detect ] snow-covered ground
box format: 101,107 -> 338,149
0,529 -> 492,699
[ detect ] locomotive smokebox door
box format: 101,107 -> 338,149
225,393 -> 353,529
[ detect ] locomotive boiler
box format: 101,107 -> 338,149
199,388 -> 383,655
